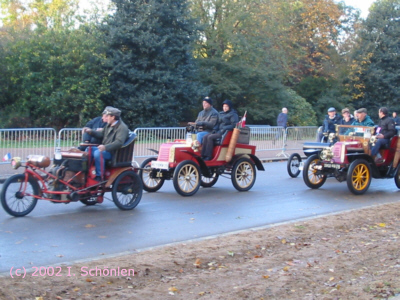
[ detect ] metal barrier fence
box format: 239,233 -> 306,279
133,127 -> 186,158
0,128 -> 57,165
0,126 -> 318,178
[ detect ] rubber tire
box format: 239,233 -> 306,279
1,174 -> 39,217
231,157 -> 257,192
302,154 -> 326,189
201,172 -> 219,188
80,198 -> 98,206
347,159 -> 371,195
112,170 -> 143,210
139,157 -> 165,192
173,160 -> 201,196
287,153 -> 302,178
395,167 -> 400,189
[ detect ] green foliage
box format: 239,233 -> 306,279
102,0 -> 206,128
284,89 -> 317,126
0,25 -> 109,129
350,0 -> 400,112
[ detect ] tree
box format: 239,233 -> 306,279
102,0 -> 206,128
0,25 -> 109,129
349,0 -> 400,111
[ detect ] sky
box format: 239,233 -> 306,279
342,0 -> 375,18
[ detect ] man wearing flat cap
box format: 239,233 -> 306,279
317,107 -> 342,142
188,97 -> 219,144
84,106 -> 129,181
351,108 -> 375,127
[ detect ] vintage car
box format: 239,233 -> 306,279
1,132 -> 143,217
301,125 -> 400,195
139,126 -> 264,196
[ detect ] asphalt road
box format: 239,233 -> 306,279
1,161 -> 399,274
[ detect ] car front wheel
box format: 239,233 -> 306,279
173,160 -> 201,196
302,154 -> 326,189
347,159 -> 371,195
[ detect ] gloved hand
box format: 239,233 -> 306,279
323,132 -> 329,137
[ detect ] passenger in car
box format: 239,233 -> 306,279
201,100 -> 239,161
351,108 -> 375,127
371,107 -> 396,163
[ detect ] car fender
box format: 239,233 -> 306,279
230,154 -> 265,171
178,150 -> 211,176
105,167 -> 134,188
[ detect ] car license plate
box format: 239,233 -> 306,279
151,161 -> 169,170
324,163 -> 341,169
299,162 -> 304,171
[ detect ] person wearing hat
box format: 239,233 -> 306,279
79,107 -> 110,150
339,108 -> 354,126
201,100 -> 239,161
351,108 -> 375,126
84,106 -> 129,181
371,107 -> 396,163
188,97 -> 219,144
317,107 -> 342,142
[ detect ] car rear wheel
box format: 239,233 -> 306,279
112,170 -> 143,210
231,157 -> 256,191
201,172 -> 219,188
173,160 -> 201,196
302,154 -> 326,189
287,153 -> 302,178
347,159 -> 371,195
139,157 -> 165,192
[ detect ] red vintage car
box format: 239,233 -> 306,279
1,132 -> 143,217
301,125 -> 400,195
139,126 -> 264,196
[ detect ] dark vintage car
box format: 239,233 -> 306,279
300,125 -> 400,195
139,126 -> 264,196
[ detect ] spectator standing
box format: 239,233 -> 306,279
392,112 -> 400,126
275,107 -> 288,141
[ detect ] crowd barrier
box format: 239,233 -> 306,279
0,126 -> 318,177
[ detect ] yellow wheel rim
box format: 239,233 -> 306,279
351,164 -> 370,191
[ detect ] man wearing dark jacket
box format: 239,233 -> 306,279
84,107 -> 129,181
201,100 -> 239,161
188,97 -> 219,144
317,107 -> 342,142
79,107 -> 109,150
371,107 -> 396,163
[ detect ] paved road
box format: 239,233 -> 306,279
1,161 -> 399,274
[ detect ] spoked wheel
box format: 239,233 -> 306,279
173,160 -> 201,196
302,154 -> 326,189
1,174 -> 39,217
231,157 -> 256,191
112,170 -> 143,210
139,157 -> 165,192
287,153 -> 302,178
201,171 -> 219,188
347,159 -> 371,195
395,167 -> 400,189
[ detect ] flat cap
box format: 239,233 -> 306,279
327,107 -> 336,112
357,108 -> 367,114
102,106 -> 114,114
103,107 -> 121,117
